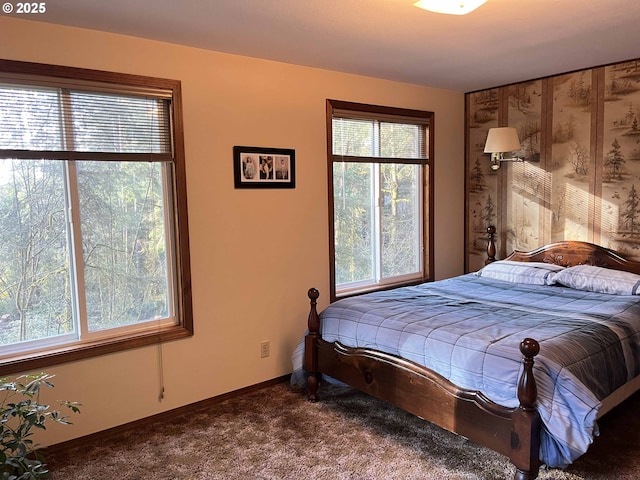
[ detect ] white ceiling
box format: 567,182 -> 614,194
11,0 -> 640,92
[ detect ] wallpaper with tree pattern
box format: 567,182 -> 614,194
465,58 -> 640,271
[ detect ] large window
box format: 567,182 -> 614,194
0,60 -> 192,374
327,100 -> 433,300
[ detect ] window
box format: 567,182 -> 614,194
327,100 -> 433,300
0,60 -> 192,374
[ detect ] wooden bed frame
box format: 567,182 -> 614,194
304,228 -> 640,480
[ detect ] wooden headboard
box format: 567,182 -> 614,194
505,240 -> 640,276
483,225 -> 640,275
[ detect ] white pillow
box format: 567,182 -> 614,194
475,260 -> 564,286
551,264 -> 640,295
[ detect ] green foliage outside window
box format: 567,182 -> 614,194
331,113 -> 426,289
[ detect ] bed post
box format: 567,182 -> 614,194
511,338 -> 542,480
304,288 -> 320,401
485,225 -> 497,265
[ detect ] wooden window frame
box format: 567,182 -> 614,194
0,59 -> 193,376
327,99 -> 434,302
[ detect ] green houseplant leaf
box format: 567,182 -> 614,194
1,373 -> 80,479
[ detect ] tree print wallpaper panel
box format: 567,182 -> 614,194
465,58 -> 640,270
601,60 -> 640,256
549,70 -> 594,244
504,80 -> 543,255
466,89 -> 499,272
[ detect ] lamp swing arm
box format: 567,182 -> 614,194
490,151 -> 522,162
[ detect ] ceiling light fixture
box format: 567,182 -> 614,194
413,0 -> 488,15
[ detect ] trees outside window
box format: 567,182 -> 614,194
0,60 -> 192,374
327,100 -> 433,300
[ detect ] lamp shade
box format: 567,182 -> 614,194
484,127 -> 521,153
413,0 -> 488,15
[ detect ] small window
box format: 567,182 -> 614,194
327,100 -> 433,300
0,60 -> 192,374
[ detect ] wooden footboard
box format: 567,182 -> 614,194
303,288 -> 542,480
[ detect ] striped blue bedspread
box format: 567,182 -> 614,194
311,274 -> 640,468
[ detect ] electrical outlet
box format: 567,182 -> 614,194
260,341 -> 270,358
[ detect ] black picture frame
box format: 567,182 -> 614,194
233,146 -> 296,189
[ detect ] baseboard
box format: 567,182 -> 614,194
46,374 -> 290,457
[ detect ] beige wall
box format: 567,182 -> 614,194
0,16 -> 464,445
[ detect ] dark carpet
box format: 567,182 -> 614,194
49,382 -> 640,479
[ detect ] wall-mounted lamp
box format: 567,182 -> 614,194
483,127 -> 522,171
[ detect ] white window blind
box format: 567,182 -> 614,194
332,114 -> 429,161
0,84 -> 172,157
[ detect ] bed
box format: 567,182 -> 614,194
301,234 -> 640,480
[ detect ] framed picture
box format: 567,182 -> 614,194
233,146 -> 296,189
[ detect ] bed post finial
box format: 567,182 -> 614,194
486,225 -> 497,265
307,288 -> 320,332
518,338 -> 539,410
305,288 -> 321,401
